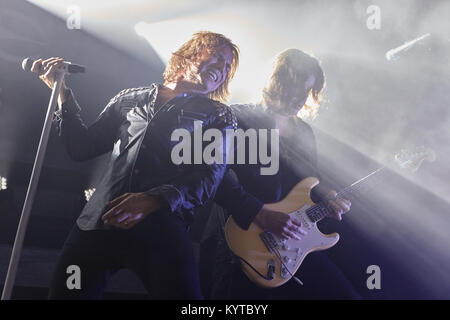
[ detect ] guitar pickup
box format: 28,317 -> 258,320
260,232 -> 278,253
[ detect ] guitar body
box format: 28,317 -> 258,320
224,147 -> 433,288
224,177 -> 340,288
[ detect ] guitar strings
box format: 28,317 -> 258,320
307,167 -> 386,222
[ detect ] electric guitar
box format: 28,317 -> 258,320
224,147 -> 435,288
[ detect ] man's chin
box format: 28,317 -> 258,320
203,84 -> 219,95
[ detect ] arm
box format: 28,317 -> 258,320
33,57 -> 120,161
307,128 -> 330,203
292,117 -> 329,202
144,106 -> 237,213
295,119 -> 351,220
102,104 -> 240,229
54,88 -> 120,161
215,172 -> 306,239
214,171 -> 263,230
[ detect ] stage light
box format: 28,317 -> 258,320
84,188 -> 95,201
134,14 -> 275,104
0,177 -> 7,190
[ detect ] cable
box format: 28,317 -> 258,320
234,241 -> 304,286
236,255 -> 274,281
271,243 -> 304,286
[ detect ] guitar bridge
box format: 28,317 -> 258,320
267,259 -> 275,280
260,231 -> 278,253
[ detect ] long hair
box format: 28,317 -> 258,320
163,31 -> 239,102
262,49 -> 325,119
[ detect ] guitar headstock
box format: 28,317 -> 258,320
394,146 -> 436,172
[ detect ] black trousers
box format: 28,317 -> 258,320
48,210 -> 203,299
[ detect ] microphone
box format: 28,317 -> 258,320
385,33 -> 431,61
21,57 -> 86,74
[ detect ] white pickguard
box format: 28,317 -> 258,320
262,203 -> 339,278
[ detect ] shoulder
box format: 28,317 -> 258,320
229,103 -> 260,116
291,116 -> 315,137
109,85 -> 157,105
209,99 -> 238,130
229,103 -> 267,127
186,95 -> 237,129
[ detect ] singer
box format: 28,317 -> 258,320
31,31 -> 239,299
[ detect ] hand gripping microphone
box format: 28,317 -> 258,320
21,57 -> 86,74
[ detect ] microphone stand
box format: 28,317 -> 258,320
1,68 -> 67,300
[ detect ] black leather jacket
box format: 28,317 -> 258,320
54,83 -> 237,230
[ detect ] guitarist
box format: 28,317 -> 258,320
201,49 -> 359,299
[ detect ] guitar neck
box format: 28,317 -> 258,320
306,166 -> 387,223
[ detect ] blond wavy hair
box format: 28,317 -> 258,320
163,31 -> 239,103
262,49 -> 325,120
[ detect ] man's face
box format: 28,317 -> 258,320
282,74 -> 316,116
183,45 -> 233,94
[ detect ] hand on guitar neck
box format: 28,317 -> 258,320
254,190 -> 351,240
326,190 -> 352,221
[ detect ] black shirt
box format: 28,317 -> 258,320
214,103 -> 327,230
